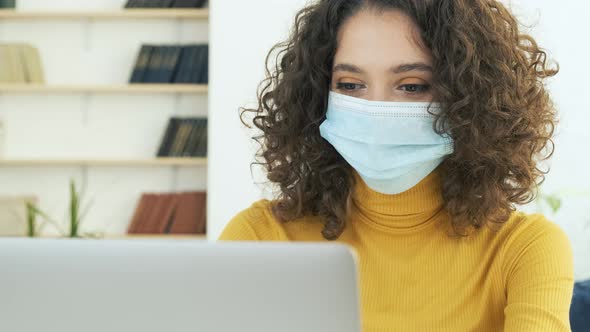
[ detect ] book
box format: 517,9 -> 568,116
195,119 -> 207,157
125,0 -> 174,8
158,46 -> 182,83
153,193 -> 178,233
156,117 -> 208,157
191,45 -> 208,83
129,45 -> 154,83
182,118 -> 199,157
0,0 -> 16,8
164,119 -> 178,157
172,45 -> 197,83
167,119 -> 185,157
124,0 -> 139,8
170,119 -> 193,156
183,118 -> 201,157
9,45 -> 26,83
185,45 -> 201,83
195,118 -> 208,157
20,44 -> 44,83
172,0 -> 207,8
129,192 -> 206,235
0,46 -> 13,82
168,192 -> 206,234
142,0 -> 161,8
197,44 -> 209,83
189,45 -> 203,84
0,45 -> 27,83
196,191 -> 207,234
171,46 -> 189,83
143,45 -> 165,83
157,117 -> 181,157
158,0 -> 174,7
127,194 -> 156,233
127,194 -> 146,233
128,193 -> 179,234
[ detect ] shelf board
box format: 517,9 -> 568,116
0,9 -> 208,20
0,84 -> 208,94
0,158 -> 207,167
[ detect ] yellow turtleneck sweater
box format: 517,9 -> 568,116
218,169 -> 574,331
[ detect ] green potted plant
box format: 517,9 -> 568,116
25,179 -> 99,238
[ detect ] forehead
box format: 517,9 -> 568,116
334,9 -> 432,65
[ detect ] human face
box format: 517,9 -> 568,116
331,9 -> 434,102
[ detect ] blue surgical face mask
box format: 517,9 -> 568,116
319,91 -> 454,195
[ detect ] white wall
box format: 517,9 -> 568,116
208,0 -> 311,239
209,0 -> 590,279
0,0 -> 208,235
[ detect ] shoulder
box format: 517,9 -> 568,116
500,212 -> 572,257
500,212 -> 574,284
498,213 -> 575,330
217,199 -> 287,241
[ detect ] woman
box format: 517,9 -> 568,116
219,0 -> 574,331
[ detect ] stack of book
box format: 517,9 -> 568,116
0,44 -> 44,83
0,0 -> 15,8
128,191 -> 206,235
157,117 -> 207,157
129,44 -> 208,84
125,0 -> 208,8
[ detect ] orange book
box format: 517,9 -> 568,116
168,192 -> 206,234
197,192 -> 206,234
128,194 -> 155,234
155,193 -> 179,233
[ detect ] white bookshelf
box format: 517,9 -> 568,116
0,1 -> 209,238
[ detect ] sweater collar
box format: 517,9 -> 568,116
350,167 -> 446,233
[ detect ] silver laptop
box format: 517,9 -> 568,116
0,238 -> 361,332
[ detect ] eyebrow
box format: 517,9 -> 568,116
332,62 -> 433,74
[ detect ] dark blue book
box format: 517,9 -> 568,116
182,119 -> 201,157
171,46 -> 189,83
172,0 -> 206,8
194,118 -> 208,157
124,0 -> 138,8
159,0 -> 174,7
143,46 -> 165,83
143,0 -> 161,8
170,119 -> 194,157
191,118 -> 207,157
127,0 -> 173,7
173,45 -> 198,83
198,45 -> 208,83
191,45 -> 208,84
157,118 -> 181,157
158,46 -> 182,83
129,45 -> 154,83
0,0 -> 16,8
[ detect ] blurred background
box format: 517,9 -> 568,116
0,0 -> 588,281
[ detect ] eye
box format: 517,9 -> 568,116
398,84 -> 430,93
336,82 -> 365,91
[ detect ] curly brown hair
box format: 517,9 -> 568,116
240,0 -> 558,240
